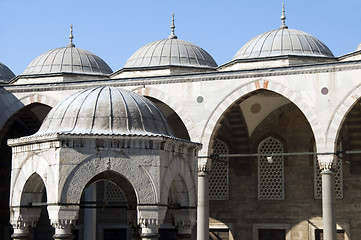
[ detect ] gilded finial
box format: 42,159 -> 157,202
67,24 -> 75,47
280,3 -> 288,29
168,12 -> 178,39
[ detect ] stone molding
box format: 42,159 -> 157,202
4,60 -> 361,94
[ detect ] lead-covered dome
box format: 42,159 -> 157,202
123,14 -> 217,70
233,5 -> 334,60
0,62 -> 15,83
36,86 -> 175,137
22,26 -> 112,76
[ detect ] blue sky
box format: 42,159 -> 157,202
0,0 -> 360,75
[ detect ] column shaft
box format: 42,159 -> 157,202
321,169 -> 337,240
197,171 -> 209,240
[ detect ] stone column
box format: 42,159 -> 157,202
319,156 -> 337,240
84,184 -> 97,240
197,158 -> 211,240
10,217 -> 35,240
138,205 -> 167,240
48,205 -> 78,240
173,208 -> 196,240
52,219 -> 75,240
10,208 -> 40,240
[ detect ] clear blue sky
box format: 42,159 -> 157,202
0,0 -> 360,75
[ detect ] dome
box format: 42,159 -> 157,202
36,86 -> 175,137
22,26 -> 112,76
233,5 -> 334,60
0,62 -> 15,83
123,14 -> 217,69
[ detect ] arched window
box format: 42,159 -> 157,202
209,139 -> 229,200
258,137 -> 285,200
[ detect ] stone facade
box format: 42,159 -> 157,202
1,8 -> 361,240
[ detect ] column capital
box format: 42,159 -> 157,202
198,157 -> 212,174
318,155 -> 336,172
172,208 -> 196,237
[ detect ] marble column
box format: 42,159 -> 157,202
197,158 -> 211,240
319,156 -> 337,240
52,220 -> 75,240
11,218 -> 33,240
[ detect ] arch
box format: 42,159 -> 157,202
160,156 -> 197,207
327,84 -> 361,152
131,87 -> 198,141
10,155 -> 54,207
20,173 -> 46,206
60,149 -> 158,205
0,93 -> 57,129
201,80 -> 322,156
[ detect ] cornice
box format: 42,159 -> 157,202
3,60 -> 361,94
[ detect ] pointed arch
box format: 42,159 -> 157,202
200,80 -> 323,155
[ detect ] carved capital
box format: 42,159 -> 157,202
318,155 -> 336,172
10,215 -> 37,230
198,157 -> 212,174
51,218 -> 77,230
171,209 -> 196,235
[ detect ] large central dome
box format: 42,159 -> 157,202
36,86 -> 175,137
233,5 -> 334,61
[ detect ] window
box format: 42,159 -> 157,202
209,139 -> 229,200
259,229 -> 285,240
258,137 -> 285,200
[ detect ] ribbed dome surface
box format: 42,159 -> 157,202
234,28 -> 334,60
0,62 -> 15,83
357,43 -> 361,51
23,47 -> 112,76
124,38 -> 217,69
36,86 -> 175,137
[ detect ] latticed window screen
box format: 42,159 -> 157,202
209,139 -> 229,200
314,146 -> 343,199
104,181 -> 127,202
258,137 -> 285,200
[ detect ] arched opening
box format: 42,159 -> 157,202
20,173 -> 53,239
146,97 -> 190,140
332,98 -> 361,239
76,171 -> 137,240
208,89 -> 320,239
0,103 -> 51,238
161,175 -> 193,240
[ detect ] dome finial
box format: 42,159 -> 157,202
168,12 -> 178,39
67,24 -> 76,47
280,3 -> 288,29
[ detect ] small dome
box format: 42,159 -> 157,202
124,14 -> 217,69
233,4 -> 334,60
0,62 -> 15,83
233,28 -> 334,60
36,86 -> 175,137
22,47 -> 112,76
22,25 -> 112,76
124,39 -> 217,69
